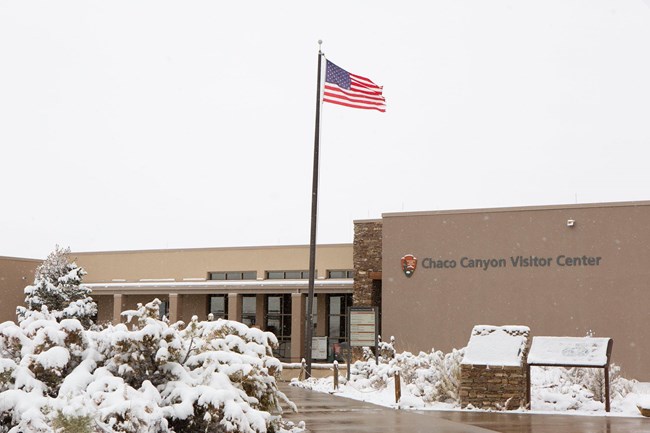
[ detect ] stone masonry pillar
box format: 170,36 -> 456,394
353,220 -> 383,307
168,293 -> 180,322
255,294 -> 265,330
112,293 -> 124,325
228,293 -> 242,322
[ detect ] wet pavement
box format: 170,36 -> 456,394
280,384 -> 650,433
422,410 -> 650,433
281,384 -> 498,433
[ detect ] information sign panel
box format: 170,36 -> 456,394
311,337 -> 328,360
527,337 -> 611,367
349,307 -> 377,347
526,336 -> 613,412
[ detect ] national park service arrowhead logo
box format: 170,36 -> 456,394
401,254 -> 417,278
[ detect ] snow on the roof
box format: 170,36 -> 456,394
83,279 -> 352,289
461,325 -> 530,367
527,336 -> 611,367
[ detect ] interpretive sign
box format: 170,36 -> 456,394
348,307 -> 378,347
311,337 -> 328,360
527,336 -> 611,367
526,336 -> 613,412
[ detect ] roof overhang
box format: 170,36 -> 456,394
83,279 -> 354,296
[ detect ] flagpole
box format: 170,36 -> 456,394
304,40 -> 323,378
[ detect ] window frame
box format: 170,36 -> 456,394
327,269 -> 355,279
265,270 -> 314,280
208,271 -> 257,281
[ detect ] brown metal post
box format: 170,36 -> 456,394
604,365 -> 610,413
526,364 -> 531,409
333,361 -> 339,390
394,371 -> 401,404
605,338 -> 613,413
299,359 -> 306,381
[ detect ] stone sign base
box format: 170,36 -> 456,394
460,364 -> 527,410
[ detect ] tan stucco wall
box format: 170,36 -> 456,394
0,257 -> 39,323
95,295 -> 114,324
73,244 -> 352,283
182,294 -> 208,322
74,244 -> 353,330
381,201 -> 650,381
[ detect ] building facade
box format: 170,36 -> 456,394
1,201 -> 648,380
372,201 -> 650,381
75,244 -> 354,363
0,256 -> 39,323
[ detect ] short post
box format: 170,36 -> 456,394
526,363 -> 531,409
333,361 -> 339,390
299,358 -> 306,381
394,371 -> 401,404
605,364 -> 611,413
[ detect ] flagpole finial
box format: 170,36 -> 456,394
318,39 -> 322,53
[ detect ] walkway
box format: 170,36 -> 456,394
280,384 -> 650,433
281,384 -> 497,433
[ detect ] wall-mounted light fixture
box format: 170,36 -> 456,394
567,219 -> 575,228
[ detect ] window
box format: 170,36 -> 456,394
242,295 -> 257,327
327,270 -> 355,279
159,300 -> 170,320
266,270 -> 313,279
208,271 -> 257,280
208,294 -> 228,320
328,294 -> 352,360
265,294 -> 292,359
307,296 -> 317,334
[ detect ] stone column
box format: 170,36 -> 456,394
228,293 -> 242,322
169,293 -> 180,322
353,220 -> 383,306
255,294 -> 265,330
112,293 -> 124,325
290,293 -> 306,363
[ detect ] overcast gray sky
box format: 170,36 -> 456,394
2,0 -> 650,259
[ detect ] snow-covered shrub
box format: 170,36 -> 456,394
531,364 -> 636,412
0,299 -> 299,433
0,312 -> 90,432
563,364 -> 635,402
16,246 -> 97,328
52,413 -> 93,433
361,335 -> 396,363
346,339 -> 464,404
397,348 -> 464,403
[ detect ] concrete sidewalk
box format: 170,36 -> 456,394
280,384 -> 497,433
280,384 -> 650,433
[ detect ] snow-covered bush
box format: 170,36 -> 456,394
0,299 -> 299,433
348,338 -> 464,404
397,349 -> 464,403
16,246 -> 97,328
531,364 -> 636,412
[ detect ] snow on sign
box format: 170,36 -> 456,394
349,307 -> 377,347
527,336 -> 612,367
526,336 -> 614,412
461,325 -> 530,367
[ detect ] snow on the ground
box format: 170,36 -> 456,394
292,353 -> 650,418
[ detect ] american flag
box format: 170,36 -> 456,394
323,60 -> 386,112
